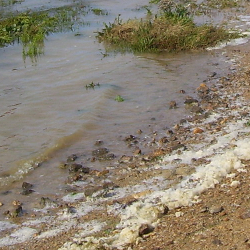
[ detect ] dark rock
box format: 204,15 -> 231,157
21,182 -> 34,195
124,135 -> 137,142
67,174 -> 87,183
99,153 -> 116,161
179,89 -> 186,94
80,166 -> 90,174
39,197 -> 58,208
67,154 -> 78,162
166,129 -> 173,135
63,186 -> 78,193
159,137 -> 168,144
169,142 -> 185,151
169,101 -> 177,109
58,163 -> 68,169
5,205 -> 23,218
169,136 -> 178,141
134,148 -> 142,155
92,148 -> 109,157
1,190 -> 11,195
68,163 -> 84,173
103,191 -> 116,198
179,119 -> 187,124
137,129 -> 143,134
212,238 -> 223,246
22,182 -> 33,190
95,140 -> 104,146
66,206 -> 77,214
163,206 -> 169,215
190,106 -> 203,114
210,72 -> 217,77
139,224 -> 154,237
184,97 -> 199,105
21,189 -> 34,195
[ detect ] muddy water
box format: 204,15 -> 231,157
0,0 -> 234,216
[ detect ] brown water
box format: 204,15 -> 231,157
0,0 -> 235,216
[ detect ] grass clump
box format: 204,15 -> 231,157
98,1 -> 241,53
0,0 -> 24,7
204,0 -> 239,9
91,8 -> 108,15
0,5 -> 86,61
115,95 -> 124,102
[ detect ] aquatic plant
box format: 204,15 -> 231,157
115,95 -> 124,102
245,120 -> 250,127
98,2 -> 242,53
91,8 -> 108,15
0,5 -> 86,61
203,0 -> 240,9
0,0 -> 24,7
85,82 -> 100,89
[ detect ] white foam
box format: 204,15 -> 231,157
0,221 -> 17,232
58,122 -> 250,249
22,216 -> 53,226
0,227 -> 37,247
62,192 -> 85,203
37,220 -> 76,239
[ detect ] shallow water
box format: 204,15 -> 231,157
0,0 -> 236,217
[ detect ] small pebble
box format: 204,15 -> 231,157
193,127 -> 204,134
175,211 -> 184,217
12,200 -> 22,206
230,180 -> 240,187
209,205 -> 223,214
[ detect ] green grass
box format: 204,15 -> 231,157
0,0 -> 24,7
91,8 -> 108,15
204,0 -> 239,9
98,3 -> 242,53
0,5 -> 86,61
115,95 -> 124,102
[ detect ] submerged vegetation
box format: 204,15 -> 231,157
0,4 -> 86,61
98,0 -> 242,53
115,95 -> 125,102
0,0 -> 24,7
91,8 -> 108,16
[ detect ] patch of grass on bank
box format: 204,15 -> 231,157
204,0 -> 239,9
91,8 -> 108,15
98,2 -> 241,53
0,0 -> 24,7
0,5 -> 86,61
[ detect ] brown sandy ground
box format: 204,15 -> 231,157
134,164 -> 250,250
133,44 -> 250,250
